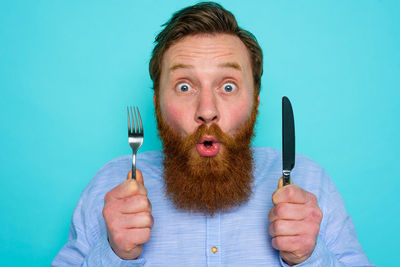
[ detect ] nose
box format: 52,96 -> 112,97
195,88 -> 219,125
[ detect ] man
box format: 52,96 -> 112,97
53,2 -> 374,266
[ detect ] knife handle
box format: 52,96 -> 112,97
278,176 -> 292,189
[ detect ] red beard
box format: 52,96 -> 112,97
155,94 -> 258,216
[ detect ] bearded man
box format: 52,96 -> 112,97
53,2 -> 374,266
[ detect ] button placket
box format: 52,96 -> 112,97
206,213 -> 221,266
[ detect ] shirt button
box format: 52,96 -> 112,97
211,246 -> 218,254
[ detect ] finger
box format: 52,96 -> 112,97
106,212 -> 153,236
118,195 -> 152,214
126,169 -> 144,185
268,203 -> 308,222
125,228 -> 151,245
135,169 -> 144,186
126,169 -> 147,195
278,177 -> 283,189
272,185 -> 315,205
105,180 -> 145,201
111,228 -> 151,249
269,219 -> 308,237
118,212 -> 154,229
271,235 -> 301,252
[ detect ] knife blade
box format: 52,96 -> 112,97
282,96 -> 295,186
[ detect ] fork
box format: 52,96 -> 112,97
127,106 -> 144,180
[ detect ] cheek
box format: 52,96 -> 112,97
161,101 -> 188,132
224,100 -> 253,132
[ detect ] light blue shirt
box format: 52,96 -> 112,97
52,147 -> 374,266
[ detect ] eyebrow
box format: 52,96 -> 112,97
170,63 -> 194,71
218,62 -> 242,71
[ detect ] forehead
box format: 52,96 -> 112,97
161,33 -> 252,73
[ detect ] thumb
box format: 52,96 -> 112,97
126,169 -> 145,186
135,169 -> 144,186
277,177 -> 292,189
278,177 -> 283,189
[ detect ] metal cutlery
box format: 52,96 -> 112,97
127,106 -> 144,180
282,96 -> 295,187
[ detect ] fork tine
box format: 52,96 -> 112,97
127,106 -> 131,134
131,106 -> 136,133
137,107 -> 143,134
133,106 -> 139,133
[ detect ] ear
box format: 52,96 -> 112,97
255,94 -> 260,109
153,94 -> 156,106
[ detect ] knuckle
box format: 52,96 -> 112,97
309,193 -> 318,203
274,236 -> 284,249
144,199 -> 152,212
144,228 -> 151,240
138,228 -> 151,244
303,235 -> 316,251
286,186 -> 296,199
274,220 -> 284,233
140,196 -> 150,210
120,242 -> 133,253
149,215 -> 154,228
307,205 -> 323,221
275,203 -> 286,218
271,191 -> 278,204
148,213 -> 155,226
140,185 -> 148,195
112,231 -> 125,246
290,239 -> 307,257
269,222 -> 274,236
104,191 -> 112,202
107,218 -> 119,233
267,208 -> 274,222
102,204 -> 113,218
312,224 -> 321,236
102,206 -> 108,218
293,249 -> 305,259
143,212 -> 154,227
274,220 -> 284,234
122,197 -> 130,205
312,207 -> 323,221
134,195 -> 151,211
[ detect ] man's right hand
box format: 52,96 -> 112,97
103,169 -> 153,260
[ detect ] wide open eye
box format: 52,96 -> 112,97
222,83 -> 236,93
177,83 -> 192,92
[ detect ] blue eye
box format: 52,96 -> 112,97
177,83 -> 191,92
223,83 -> 236,93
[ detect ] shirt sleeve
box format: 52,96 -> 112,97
279,169 -> 376,267
51,165 -> 146,267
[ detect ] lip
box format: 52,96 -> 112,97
196,136 -> 221,157
198,136 -> 219,144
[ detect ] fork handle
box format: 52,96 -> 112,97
131,154 -> 136,180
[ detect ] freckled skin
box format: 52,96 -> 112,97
158,34 -> 259,137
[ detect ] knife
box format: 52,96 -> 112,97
282,96 -> 295,187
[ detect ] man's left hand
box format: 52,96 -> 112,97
268,184 -> 323,266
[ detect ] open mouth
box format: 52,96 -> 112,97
203,140 -> 213,148
196,136 -> 221,157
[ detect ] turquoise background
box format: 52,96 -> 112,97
0,0 -> 398,266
